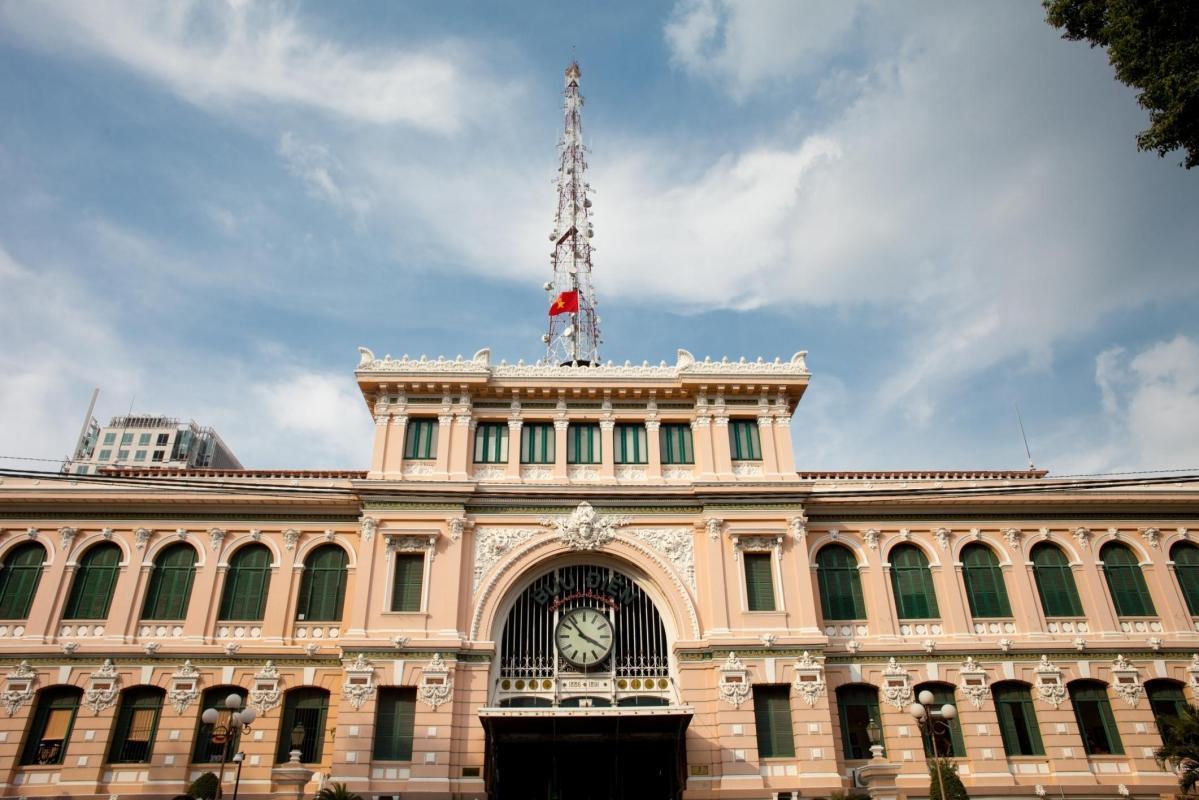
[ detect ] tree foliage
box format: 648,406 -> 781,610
1154,703 -> 1199,792
928,758 -> 970,800
186,772 -> 220,800
1044,0 -> 1199,168
314,783 -> 363,800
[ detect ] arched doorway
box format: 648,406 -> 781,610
482,562 -> 690,800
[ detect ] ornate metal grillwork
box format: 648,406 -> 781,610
499,565 -> 669,683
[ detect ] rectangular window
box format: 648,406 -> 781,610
117,450 -> 129,461
373,688 -> 417,761
391,554 -> 424,612
614,423 -> 647,464
120,433 -> 133,445
520,423 -> 555,464
403,419 -> 438,460
152,450 -> 164,462
75,466 -> 89,475
103,432 -> 116,445
156,433 -> 170,446
567,423 -> 600,464
134,450 -> 146,461
752,685 -> 795,758
729,419 -> 762,460
994,685 -> 1044,756
138,433 -> 151,446
659,423 -> 694,465
98,450 -> 111,461
744,553 -> 776,611
473,422 -> 509,464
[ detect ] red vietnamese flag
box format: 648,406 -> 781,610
548,290 -> 579,316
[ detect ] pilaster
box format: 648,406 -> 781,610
553,419 -> 569,481
505,418 -> 523,480
773,414 -> 798,478
384,414 -> 408,479
757,416 -> 779,477
434,413 -> 454,479
692,416 -> 715,480
449,414 -> 472,481
645,418 -> 663,482
599,419 -> 616,479
712,414 -> 734,479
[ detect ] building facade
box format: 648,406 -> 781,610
0,348 -> 1197,800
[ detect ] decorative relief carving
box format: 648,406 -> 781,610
448,518 -> 467,543
792,651 -> 826,707
933,527 -> 951,552
208,528 -> 225,551
788,514 -> 807,543
168,660 -> 201,714
540,502 -> 630,551
1188,654 -> 1199,695
614,465 -> 647,481
958,657 -> 990,709
385,533 -> 438,562
1072,527 -> 1091,549
732,462 -> 764,477
881,658 -> 913,709
520,465 -> 554,481
401,462 -> 437,477
250,661 -> 282,713
85,659 -> 120,714
633,529 -> 695,590
101,527 -> 114,540
1003,528 -> 1021,550
2,661 -> 37,716
862,529 -> 880,550
360,517 -> 377,544
282,529 -> 299,551
134,528 -> 151,550
705,518 -> 723,541
59,527 -> 78,549
472,528 -> 539,593
418,653 -> 452,709
342,653 -> 376,711
473,465 -> 507,481
1035,655 -> 1066,708
357,349 -> 810,377
731,535 -> 782,562
566,465 -> 600,481
1109,654 -> 1144,707
718,652 -> 751,708
1141,527 -> 1160,549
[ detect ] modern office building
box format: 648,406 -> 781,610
67,415 -> 243,476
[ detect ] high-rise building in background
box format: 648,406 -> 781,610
66,414 -> 242,475
0,62 -> 1196,800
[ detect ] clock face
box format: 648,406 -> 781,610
555,607 -> 614,668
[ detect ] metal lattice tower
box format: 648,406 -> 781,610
543,61 -> 601,366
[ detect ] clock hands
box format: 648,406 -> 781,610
563,618 -> 604,648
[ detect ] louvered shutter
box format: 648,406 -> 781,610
891,546 -> 938,619
391,554 -> 424,612
1103,544 -> 1156,616
0,543 -> 45,619
1032,545 -> 1084,616
1173,544 -> 1199,615
65,544 -> 120,620
374,688 -> 416,760
962,545 -> 1011,618
817,546 -> 865,620
753,686 -> 794,758
744,554 -> 776,611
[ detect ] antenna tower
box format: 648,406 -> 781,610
542,61 -> 601,366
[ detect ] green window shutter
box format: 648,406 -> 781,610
108,688 -> 164,763
993,683 -> 1044,756
614,424 -> 647,464
1101,543 -> 1156,617
729,420 -> 762,460
391,554 -> 424,612
520,423 -> 555,464
567,424 -> 600,464
752,685 -> 795,758
64,543 -> 121,620
1069,681 -> 1123,755
473,423 -> 508,464
297,545 -> 347,622
816,545 -> 866,620
192,687 -> 248,763
373,688 -> 417,760
21,687 -> 81,766
660,424 -> 694,465
404,419 -> 438,460
277,689 -> 329,763
961,544 -> 1012,618
219,545 -> 271,621
890,545 -> 939,619
1147,681 -> 1188,740
1031,544 -> 1085,617
1172,543 -> 1199,616
916,685 -> 965,758
0,542 -> 46,619
744,553 -> 776,611
141,544 -> 196,621
837,686 -> 884,760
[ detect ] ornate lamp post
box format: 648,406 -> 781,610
866,716 -> 884,759
230,751 -> 245,800
908,689 -> 958,800
289,722 -> 306,763
201,693 -> 257,800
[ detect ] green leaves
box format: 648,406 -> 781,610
1154,703 -> 1199,792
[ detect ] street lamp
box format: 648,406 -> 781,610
866,716 -> 884,760
289,722 -> 306,763
908,689 -> 958,800
201,694 -> 257,800
230,752 -> 245,800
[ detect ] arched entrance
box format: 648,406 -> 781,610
481,562 -> 691,800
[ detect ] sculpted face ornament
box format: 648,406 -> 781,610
540,502 -> 630,551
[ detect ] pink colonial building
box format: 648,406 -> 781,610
0,348 -> 1197,800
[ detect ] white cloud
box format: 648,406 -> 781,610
278,132 -> 372,222
245,371 -> 373,468
0,0 -> 519,133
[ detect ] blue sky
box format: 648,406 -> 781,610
1,1 -> 1197,473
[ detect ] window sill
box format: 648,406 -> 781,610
381,610 -> 429,618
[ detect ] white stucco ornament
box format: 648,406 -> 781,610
250,660 -> 282,713
718,652 -> 751,708
540,502 -> 630,551
168,660 -> 201,715
342,653 -> 376,711
792,651 -> 826,707
881,657 -> 913,709
2,661 -> 37,716
1035,655 -> 1066,708
85,659 -> 121,714
958,657 -> 990,709
1109,654 -> 1144,707
418,653 -> 453,710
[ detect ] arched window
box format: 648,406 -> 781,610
218,545 -> 271,621
192,686 -> 249,763
1100,542 -> 1156,617
992,682 -> 1043,756
108,686 -> 165,763
913,683 -> 965,758
1146,679 -> 1188,740
1030,543 -> 1084,617
816,545 -> 866,621
141,543 -> 197,621
1172,542 -> 1199,616
889,544 -> 939,619
20,686 -> 81,765
836,685 -> 884,760
1068,680 -> 1123,755
960,543 -> 1012,619
296,545 -> 348,622
0,542 -> 46,619
63,543 -> 121,620
277,688 -> 329,763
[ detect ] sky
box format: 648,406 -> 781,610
1,1 -> 1197,474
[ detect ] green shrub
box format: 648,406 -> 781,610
928,758 -> 969,800
315,783 -> 363,800
187,772 -> 220,800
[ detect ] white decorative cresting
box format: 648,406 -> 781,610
718,652 -> 751,708
540,502 -> 630,551
418,653 -> 452,710
958,657 -> 990,709
1035,655 -> 1066,708
792,651 -> 826,707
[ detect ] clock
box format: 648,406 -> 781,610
555,607 -> 614,668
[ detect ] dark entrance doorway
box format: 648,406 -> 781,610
481,710 -> 690,800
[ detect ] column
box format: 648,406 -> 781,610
345,522 -> 381,639
929,559 -> 969,636
1005,546 -> 1047,636
505,419 -> 523,480
27,546 -> 73,641
449,414 -> 472,480
645,419 -> 662,482
383,415 -> 408,479
1076,555 -> 1119,635
773,415 -> 798,479
712,415 -> 734,478
692,417 -> 715,480
599,419 -> 616,479
553,419 -> 569,480
434,413 -> 453,478
369,413 -> 390,478
757,416 -> 779,477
